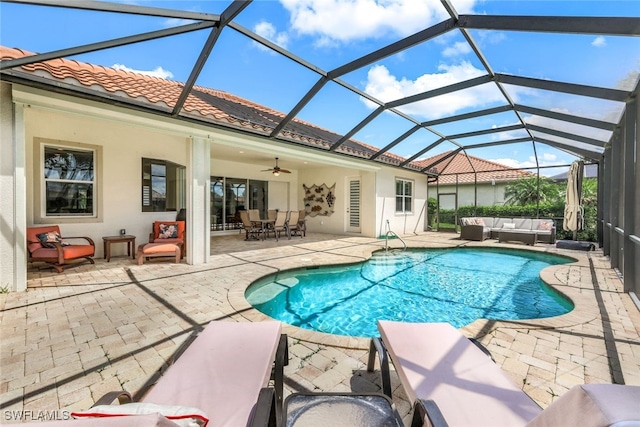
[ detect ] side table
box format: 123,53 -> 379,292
102,235 -> 136,262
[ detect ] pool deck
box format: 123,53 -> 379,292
1,231 -> 639,424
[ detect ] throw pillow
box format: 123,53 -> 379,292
502,223 -> 516,229
71,403 -> 209,427
159,223 -> 178,239
36,231 -> 70,248
476,218 -> 485,226
538,221 -> 553,231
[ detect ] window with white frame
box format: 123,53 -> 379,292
395,178 -> 413,213
43,145 -> 95,216
141,158 -> 186,212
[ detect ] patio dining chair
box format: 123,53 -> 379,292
286,210 -> 302,239
70,321 -> 289,427
240,210 -> 264,240
266,210 -> 288,241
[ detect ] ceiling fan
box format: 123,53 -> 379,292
261,157 -> 291,176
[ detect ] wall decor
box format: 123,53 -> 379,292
303,183 -> 335,217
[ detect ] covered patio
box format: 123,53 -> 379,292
1,233 -> 639,423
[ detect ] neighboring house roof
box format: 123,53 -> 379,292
415,151 -> 533,185
0,46 -> 414,170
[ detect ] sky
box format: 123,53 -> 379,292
2,0 -> 639,176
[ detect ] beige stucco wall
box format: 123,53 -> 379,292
298,166 -> 377,236
376,168 -> 430,237
24,106 -> 190,258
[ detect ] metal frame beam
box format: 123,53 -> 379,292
528,124 -> 607,147
496,74 -> 631,102
515,104 -> 617,131
457,15 -> 640,36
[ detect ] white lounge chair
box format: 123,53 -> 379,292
368,321 -> 640,427
69,321 -> 288,427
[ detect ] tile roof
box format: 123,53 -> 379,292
1,46 -> 412,165
414,151 -> 533,185
0,46 -> 521,179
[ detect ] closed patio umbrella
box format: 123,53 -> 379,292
563,160 -> 584,239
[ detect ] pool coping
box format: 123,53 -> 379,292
228,239 -> 599,350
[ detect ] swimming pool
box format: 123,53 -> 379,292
245,247 -> 574,338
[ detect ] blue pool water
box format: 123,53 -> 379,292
245,248 -> 574,338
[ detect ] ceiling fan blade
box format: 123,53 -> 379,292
280,169 -> 292,173
260,169 -> 275,172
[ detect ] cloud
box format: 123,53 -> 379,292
591,36 -> 606,47
489,152 -> 565,175
112,64 -> 174,79
280,0 -> 477,45
442,41 -> 472,57
361,61 -> 518,120
254,21 -> 289,50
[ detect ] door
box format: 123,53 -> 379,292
346,177 -> 361,233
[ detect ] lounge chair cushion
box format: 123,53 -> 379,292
142,321 -> 282,427
36,413 -> 181,426
72,403 -> 208,426
526,384 -> 640,427
378,321 -> 541,427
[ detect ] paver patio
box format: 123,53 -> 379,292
1,232 -> 639,424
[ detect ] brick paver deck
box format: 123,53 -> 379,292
1,232 -> 639,424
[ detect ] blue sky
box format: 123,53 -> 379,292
2,0 -> 639,176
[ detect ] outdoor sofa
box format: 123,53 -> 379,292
460,217 -> 556,243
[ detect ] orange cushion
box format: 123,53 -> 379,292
141,243 -> 180,255
27,225 -> 61,253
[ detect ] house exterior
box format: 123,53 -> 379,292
1,46 -> 433,292
415,151 -> 533,210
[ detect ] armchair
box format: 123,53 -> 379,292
149,221 -> 185,258
27,225 -> 95,273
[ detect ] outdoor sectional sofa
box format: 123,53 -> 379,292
460,217 -> 556,244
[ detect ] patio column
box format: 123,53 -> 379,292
0,82 -> 27,292
186,136 -> 211,265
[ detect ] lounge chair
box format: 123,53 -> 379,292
26,225 -> 95,272
71,321 -> 288,427
368,321 -> 640,427
368,321 -> 541,426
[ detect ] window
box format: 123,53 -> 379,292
142,158 -> 185,212
43,145 -> 95,217
396,178 -> 413,213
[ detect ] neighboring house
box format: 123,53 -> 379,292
1,46 -> 433,291
414,151 -> 533,210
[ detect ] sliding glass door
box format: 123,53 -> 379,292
210,177 -> 268,231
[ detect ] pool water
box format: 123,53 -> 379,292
245,248 -> 574,338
